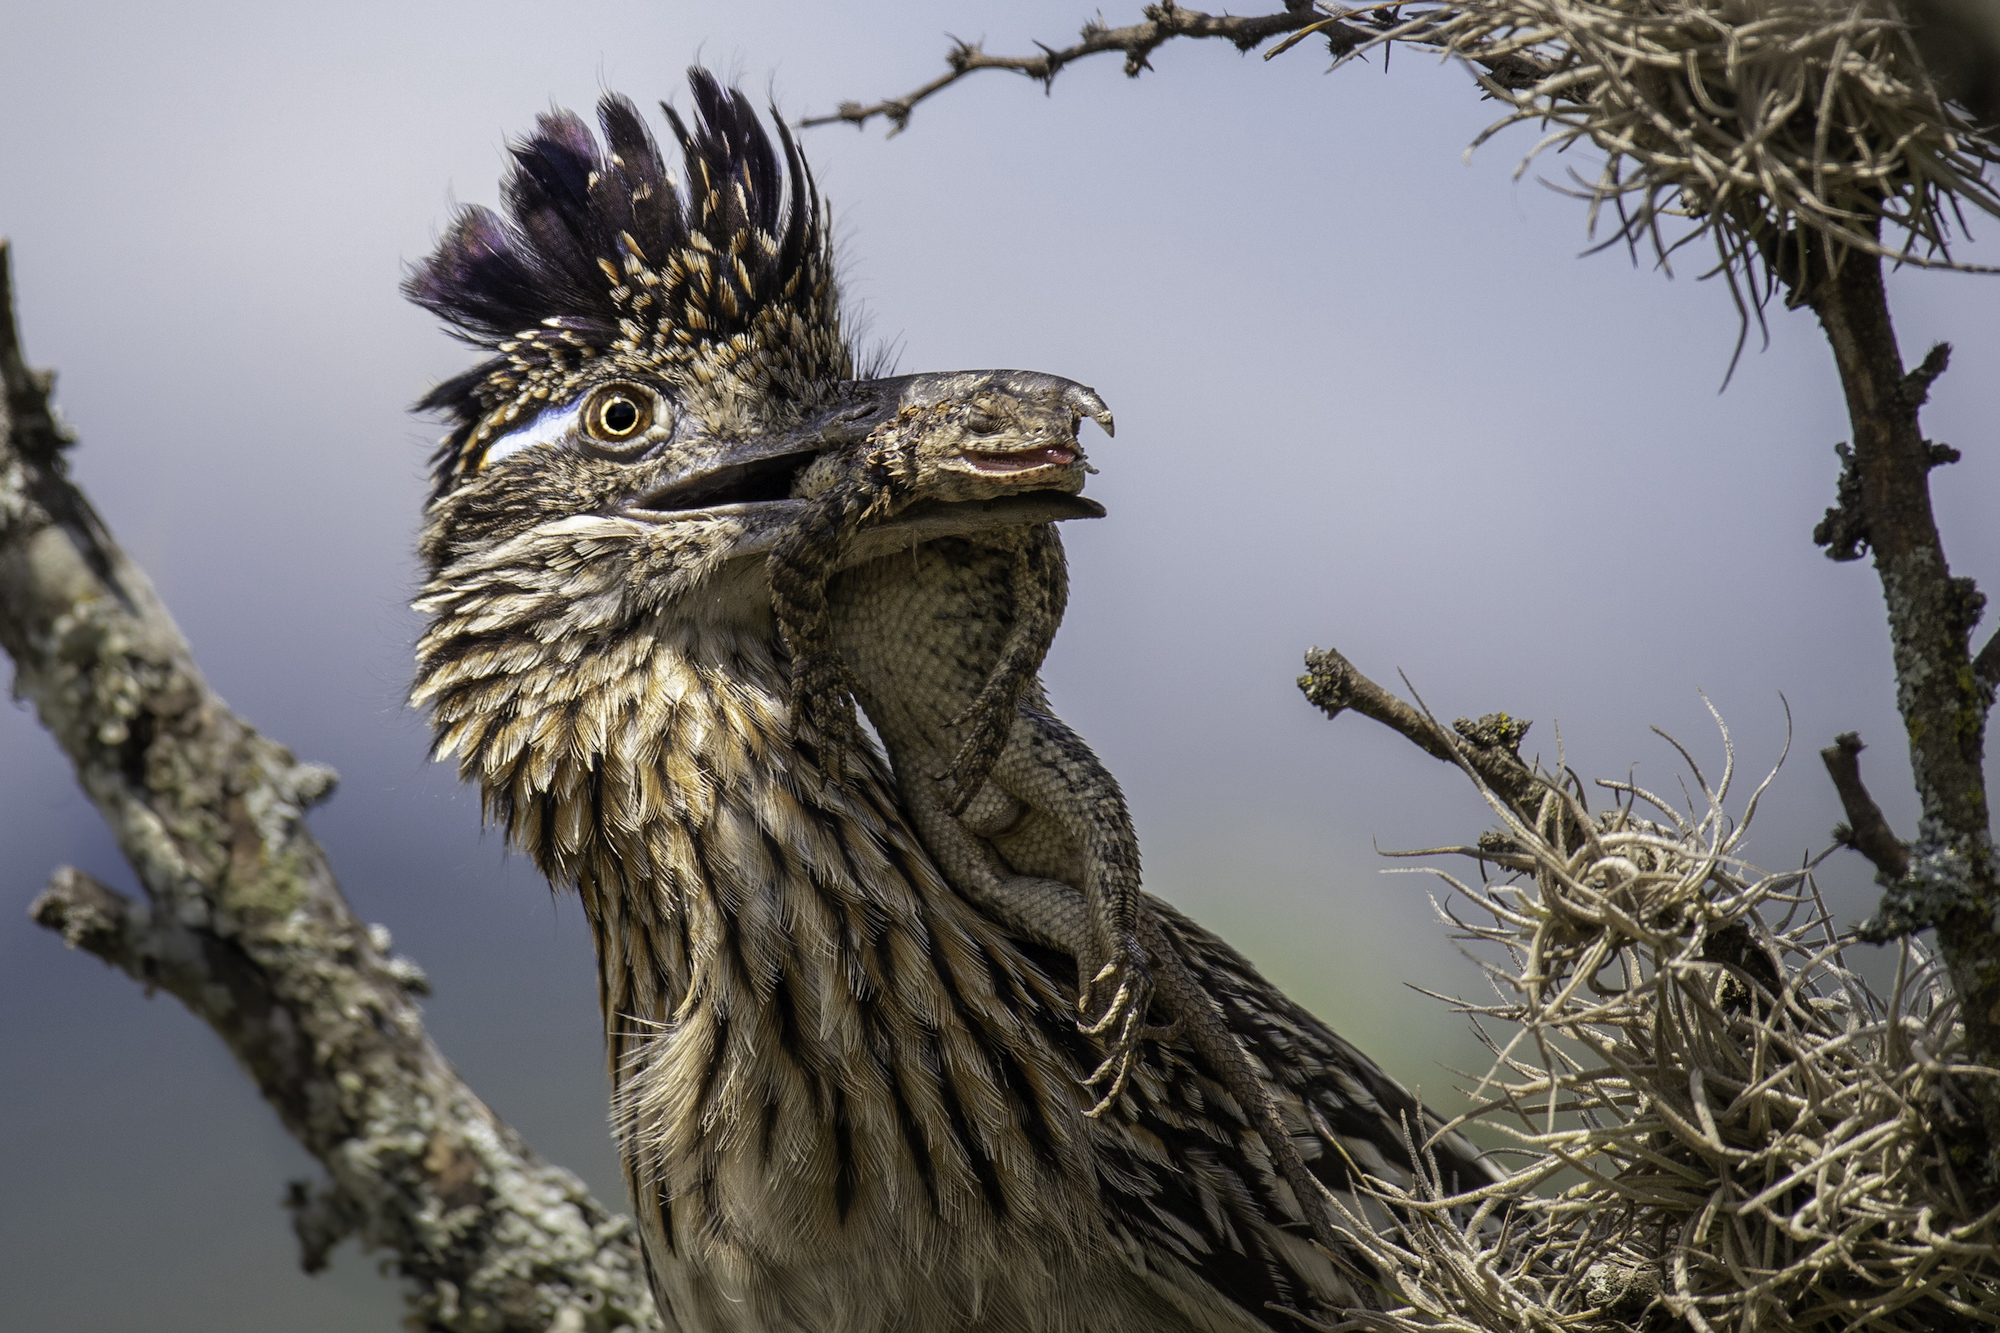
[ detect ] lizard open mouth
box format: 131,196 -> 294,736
964,444 -> 1077,473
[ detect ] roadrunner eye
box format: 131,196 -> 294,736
587,387 -> 652,442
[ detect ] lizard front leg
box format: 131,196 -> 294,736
767,476 -> 881,781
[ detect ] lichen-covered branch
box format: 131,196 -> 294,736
800,1 -> 1374,135
0,240 -> 659,1333
1788,235 -> 2000,1161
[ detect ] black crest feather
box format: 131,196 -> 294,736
408,69 -> 838,496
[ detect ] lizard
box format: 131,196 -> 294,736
762,370 -> 1343,1253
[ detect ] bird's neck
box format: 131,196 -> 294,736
419,605 -> 1097,1257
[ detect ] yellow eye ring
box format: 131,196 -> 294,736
585,385 -> 653,442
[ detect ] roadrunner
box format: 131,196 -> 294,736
409,71 -> 1495,1332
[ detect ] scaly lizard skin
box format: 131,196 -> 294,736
763,372 -> 1343,1253
769,380 -> 1070,806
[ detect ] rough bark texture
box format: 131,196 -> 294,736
1796,239 -> 2000,1163
0,240 -> 660,1333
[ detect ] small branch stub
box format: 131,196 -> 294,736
1820,733 -> 1912,885
1298,645 -> 1542,819
1,240 -> 660,1333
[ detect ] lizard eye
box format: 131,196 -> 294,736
583,384 -> 655,446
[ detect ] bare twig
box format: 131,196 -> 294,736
0,240 -> 659,1333
1821,732 -> 1912,882
800,2 -> 1374,134
1298,644 -> 1542,819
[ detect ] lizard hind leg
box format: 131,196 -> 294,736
985,700 -> 1157,1119
1075,921 -> 1163,1116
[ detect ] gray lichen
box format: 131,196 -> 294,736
1,241 -> 659,1331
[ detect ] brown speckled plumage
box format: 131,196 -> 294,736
409,71 -> 1496,1332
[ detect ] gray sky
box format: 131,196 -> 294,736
3,3 -> 1996,1327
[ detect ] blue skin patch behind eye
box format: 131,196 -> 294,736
484,399 -> 584,468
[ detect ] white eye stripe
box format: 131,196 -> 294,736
482,400 -> 584,468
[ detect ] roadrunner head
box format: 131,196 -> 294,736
408,70 -> 1106,871
410,69 -> 850,502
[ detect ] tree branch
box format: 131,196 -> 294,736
800,1 -> 1374,134
1791,233 -> 2000,1159
0,240 -> 659,1333
1820,732 -> 1912,882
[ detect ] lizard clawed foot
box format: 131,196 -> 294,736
1077,947 -> 1155,1117
793,664 -> 868,788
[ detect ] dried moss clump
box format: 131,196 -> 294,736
1329,718 -> 2000,1332
1363,0 -> 2000,319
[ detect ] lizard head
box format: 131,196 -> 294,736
793,370 -> 1115,511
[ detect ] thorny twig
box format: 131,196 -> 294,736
801,0 -> 1571,136
800,1 -> 1376,135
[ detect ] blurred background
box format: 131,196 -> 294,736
2,3 -> 1995,1328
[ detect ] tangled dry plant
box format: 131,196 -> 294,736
1337,0 -> 2000,351
1315,711 -> 2000,1331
